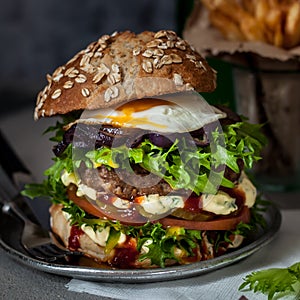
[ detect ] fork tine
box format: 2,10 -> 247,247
26,244 -> 73,262
26,246 -> 62,262
32,244 -> 69,257
25,238 -> 83,262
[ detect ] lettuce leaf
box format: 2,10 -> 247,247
22,118 -> 267,202
85,120 -> 266,195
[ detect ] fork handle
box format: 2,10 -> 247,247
0,166 -> 41,225
2,198 -> 29,224
0,165 -> 18,200
0,131 -> 41,224
0,130 -> 30,184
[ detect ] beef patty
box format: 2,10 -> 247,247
81,165 -> 173,200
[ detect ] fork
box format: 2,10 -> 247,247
0,130 -> 81,262
0,184 -> 82,262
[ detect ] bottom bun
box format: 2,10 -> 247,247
49,204 -> 245,268
50,204 -> 153,268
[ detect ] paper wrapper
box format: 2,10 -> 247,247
183,2 -> 300,190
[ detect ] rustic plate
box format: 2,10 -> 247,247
0,202 -> 281,283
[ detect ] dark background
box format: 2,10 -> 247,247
0,0 -> 194,116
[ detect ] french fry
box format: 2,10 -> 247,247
200,0 -> 300,49
255,0 -> 270,22
265,8 -> 282,31
240,16 -> 267,42
209,10 -> 245,41
267,0 -> 279,8
273,22 -> 284,47
284,1 -> 300,48
241,0 -> 256,16
265,8 -> 284,46
202,0 -> 251,24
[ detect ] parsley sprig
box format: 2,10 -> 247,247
239,261 -> 300,300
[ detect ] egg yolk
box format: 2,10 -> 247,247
96,98 -> 174,128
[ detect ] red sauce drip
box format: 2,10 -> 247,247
68,225 -> 84,250
184,194 -> 203,213
110,238 -> 139,268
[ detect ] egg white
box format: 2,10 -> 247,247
78,91 -> 226,133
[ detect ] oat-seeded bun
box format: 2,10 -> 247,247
34,30 -> 217,120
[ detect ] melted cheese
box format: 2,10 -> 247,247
202,191 -> 238,215
237,172 -> 257,208
61,171 -> 77,186
81,225 -> 110,247
80,225 -> 126,248
61,171 -> 98,201
140,239 -> 153,254
61,211 -> 126,247
76,184 -> 97,200
138,194 -> 184,215
201,173 -> 257,215
112,197 -> 131,209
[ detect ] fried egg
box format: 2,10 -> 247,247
78,91 -> 226,133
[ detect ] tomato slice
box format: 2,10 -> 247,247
67,185 -> 251,230
67,185 -> 147,224
157,206 -> 251,230
67,185 -> 108,218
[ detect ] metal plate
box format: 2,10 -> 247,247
0,203 -> 281,283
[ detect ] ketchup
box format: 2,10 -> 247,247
68,225 -> 84,250
110,237 -> 139,268
184,194 -> 203,213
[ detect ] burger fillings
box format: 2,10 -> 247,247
23,30 -> 267,268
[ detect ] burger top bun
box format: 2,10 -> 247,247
34,30 -> 217,120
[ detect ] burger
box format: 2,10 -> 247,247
23,30 -> 267,268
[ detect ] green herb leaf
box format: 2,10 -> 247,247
105,228 -> 121,254
239,261 -> 300,300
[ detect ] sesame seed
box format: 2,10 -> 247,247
63,81 -> 74,89
170,53 -> 182,63
133,47 -> 141,56
65,67 -> 75,76
52,73 -> 63,82
75,74 -> 87,83
104,86 -> 119,102
46,74 -> 52,83
68,69 -> 79,78
51,89 -> 62,99
173,73 -> 183,86
142,49 -> 154,58
153,49 -> 164,57
142,60 -> 153,73
92,72 -> 105,84
111,63 -> 120,74
81,88 -> 90,97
